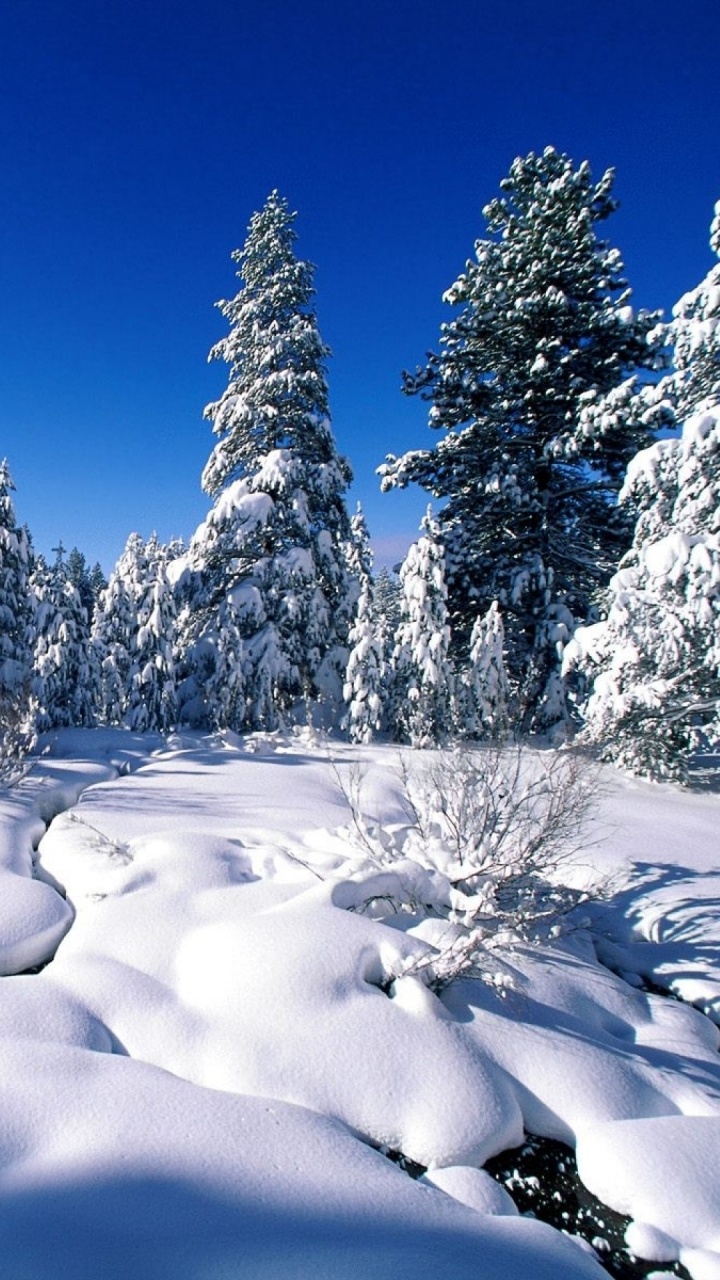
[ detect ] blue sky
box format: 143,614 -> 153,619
0,0 -> 718,573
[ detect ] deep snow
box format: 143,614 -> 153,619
1,728 -> 719,1279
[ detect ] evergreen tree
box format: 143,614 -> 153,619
343,507 -> 384,743
124,535 -> 178,732
0,462 -> 33,697
66,547 -> 107,617
463,601 -> 509,740
88,561 -> 108,603
184,192 -> 354,729
31,554 -> 97,728
374,565 -> 402,638
92,534 -> 146,724
391,509 -> 452,747
380,148 -> 669,729
659,200 -> 720,420
0,461 -> 36,760
564,405 -> 720,782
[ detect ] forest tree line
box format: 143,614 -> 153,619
1,149 -> 718,783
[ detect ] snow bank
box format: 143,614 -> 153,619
577,1116 -> 720,1274
0,1040 -> 601,1280
1,731 -> 720,1277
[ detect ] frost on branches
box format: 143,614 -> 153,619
564,405 -> 720,782
380,147 -> 670,731
391,509 -> 452,747
333,745 -> 596,990
183,192 -> 354,730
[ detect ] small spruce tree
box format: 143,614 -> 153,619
92,534 -> 147,725
391,508 -> 452,747
125,535 -> 178,732
31,554 -> 97,729
343,507 -> 385,743
463,601 -> 509,740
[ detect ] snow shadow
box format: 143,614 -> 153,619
582,861 -> 720,1015
0,1172 -> 598,1280
589,859 -> 720,941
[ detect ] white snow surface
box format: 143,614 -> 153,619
2,728 -> 720,1278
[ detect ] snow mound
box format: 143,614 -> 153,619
577,1115 -> 720,1275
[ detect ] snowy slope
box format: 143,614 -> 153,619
1,729 -> 719,1279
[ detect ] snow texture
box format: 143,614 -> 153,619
0,729 -> 719,1278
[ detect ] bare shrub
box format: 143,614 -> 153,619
332,743 -> 602,991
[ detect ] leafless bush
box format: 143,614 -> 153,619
332,743 -> 603,990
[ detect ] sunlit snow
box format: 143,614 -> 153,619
1,728 -> 719,1278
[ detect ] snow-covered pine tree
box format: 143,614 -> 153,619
343,506 -> 385,743
0,461 -> 36,768
92,533 -> 147,725
31,553 -> 97,729
564,198 -> 720,780
184,192 -> 354,730
564,404 -> 720,782
124,535 -> 178,732
380,148 -> 669,731
66,547 -> 107,618
463,601 -> 509,740
391,508 -> 452,747
374,565 -> 402,638
660,199 -> 720,420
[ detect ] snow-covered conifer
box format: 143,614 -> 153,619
0,462 -> 36,758
0,462 -> 33,698
374,566 -> 402,638
92,534 -> 146,725
31,554 -> 97,729
391,509 -> 452,747
660,199 -> 720,420
463,601 -> 509,740
564,405 -> 720,781
185,192 -> 354,729
380,148 -> 670,731
124,535 -> 178,732
66,547 -> 106,618
343,507 -> 384,743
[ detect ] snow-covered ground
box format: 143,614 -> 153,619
1,728 -> 720,1280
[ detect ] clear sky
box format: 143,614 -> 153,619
0,0 -> 718,573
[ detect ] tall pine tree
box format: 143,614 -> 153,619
183,192 -> 354,729
380,148 -> 669,729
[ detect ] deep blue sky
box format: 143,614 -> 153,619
1,0 -> 718,572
